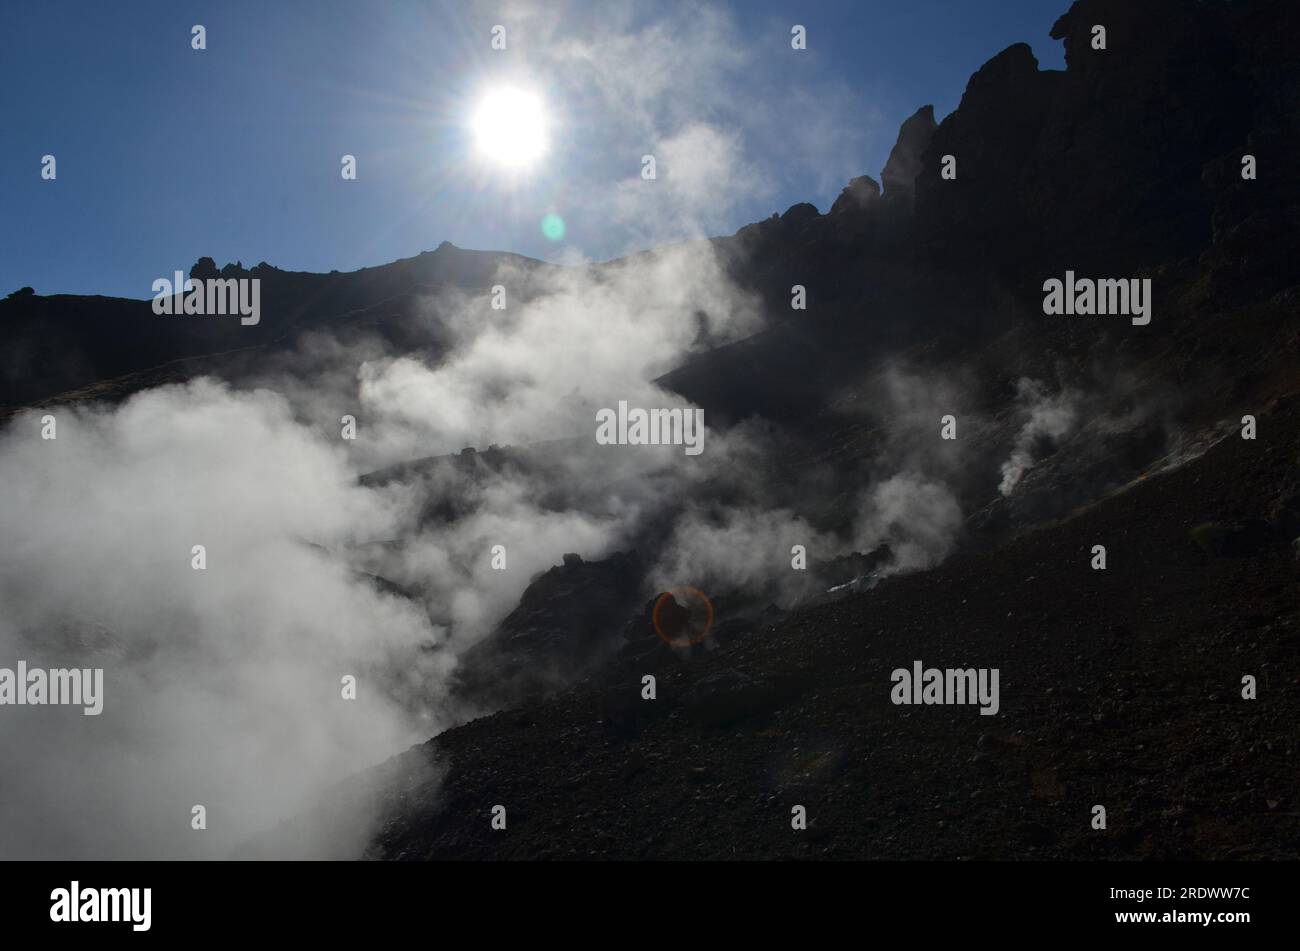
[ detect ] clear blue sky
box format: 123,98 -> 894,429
0,1 -> 1066,298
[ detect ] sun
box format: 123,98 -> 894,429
470,86 -> 549,170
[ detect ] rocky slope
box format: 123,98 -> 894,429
355,391 -> 1300,860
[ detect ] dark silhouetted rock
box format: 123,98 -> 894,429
880,105 -> 936,205
781,202 -> 821,226
453,550 -> 645,707
622,592 -> 690,644
829,175 -> 881,216
914,43 -> 1061,268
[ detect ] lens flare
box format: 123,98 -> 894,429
541,212 -> 566,241
652,587 -> 715,647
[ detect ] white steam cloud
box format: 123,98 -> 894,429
998,377 -> 1080,497
0,382 -> 448,859
854,474 -> 964,572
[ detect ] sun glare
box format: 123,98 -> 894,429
470,86 -> 549,170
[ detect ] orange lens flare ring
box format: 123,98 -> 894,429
651,586 -> 715,646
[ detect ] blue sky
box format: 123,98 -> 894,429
0,1 -> 1066,298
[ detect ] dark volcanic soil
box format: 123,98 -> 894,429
361,395 -> 1300,860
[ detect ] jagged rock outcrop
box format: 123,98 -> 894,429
879,105 -> 936,207
913,43 -> 1063,270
